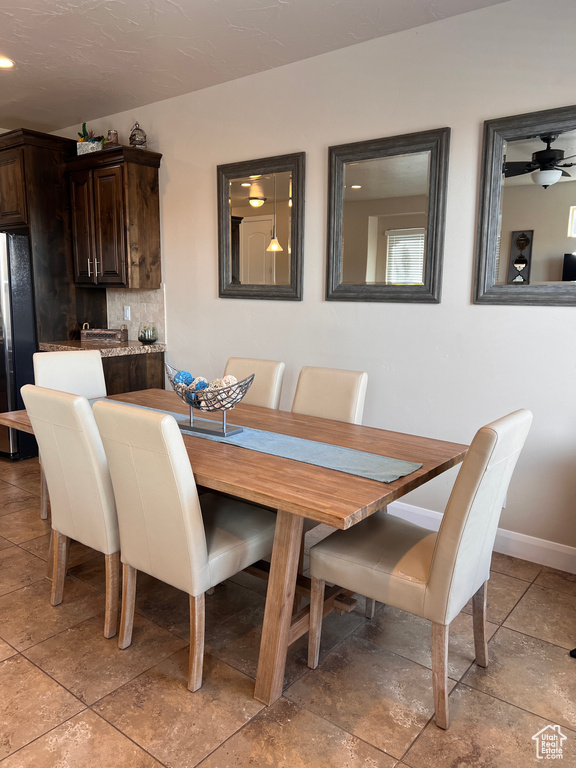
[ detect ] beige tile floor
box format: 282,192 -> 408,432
0,457 -> 575,767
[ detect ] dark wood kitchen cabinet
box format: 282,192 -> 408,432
68,146 -> 162,288
102,351 -> 165,395
0,148 -> 27,226
0,129 -> 107,342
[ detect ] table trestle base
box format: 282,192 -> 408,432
244,560 -> 357,643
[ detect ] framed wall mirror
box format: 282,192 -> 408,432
217,152 -> 305,300
326,128 -> 450,303
475,104 -> 576,305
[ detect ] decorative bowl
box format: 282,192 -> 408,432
166,363 -> 254,413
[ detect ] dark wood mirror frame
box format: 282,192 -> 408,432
326,128 -> 450,303
475,104 -> 576,305
217,152 -> 305,301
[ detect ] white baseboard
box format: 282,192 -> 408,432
388,501 -> 576,575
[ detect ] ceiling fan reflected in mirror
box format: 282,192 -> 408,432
504,134 -> 576,188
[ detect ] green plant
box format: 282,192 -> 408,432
77,122 -> 104,144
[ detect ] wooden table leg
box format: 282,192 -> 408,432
254,509 -> 304,706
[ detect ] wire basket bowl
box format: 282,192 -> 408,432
166,363 -> 254,436
166,363 -> 254,411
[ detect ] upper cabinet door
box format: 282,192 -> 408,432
92,165 -> 127,285
67,146 -> 161,288
0,148 -> 28,227
69,169 -> 97,285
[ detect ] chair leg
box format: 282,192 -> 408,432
188,593 -> 205,692
118,564 -> 137,650
104,552 -> 120,639
308,577 -> 325,669
46,529 -> 54,581
431,622 -> 450,730
365,598 -> 376,619
292,532 -> 307,614
50,530 -> 68,606
472,581 -> 488,668
40,467 -> 50,521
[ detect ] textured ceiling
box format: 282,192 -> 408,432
0,0 -> 509,132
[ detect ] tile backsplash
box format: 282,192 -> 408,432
106,285 -> 166,343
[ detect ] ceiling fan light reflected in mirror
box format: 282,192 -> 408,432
504,134 -> 576,188
531,169 -> 563,188
248,197 -> 266,208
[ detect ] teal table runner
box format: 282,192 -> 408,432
94,400 -> 422,484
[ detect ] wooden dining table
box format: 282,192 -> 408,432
0,388 -> 468,706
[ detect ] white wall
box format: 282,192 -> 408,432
60,0 -> 576,549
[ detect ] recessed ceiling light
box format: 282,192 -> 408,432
0,57 -> 14,68
351,185 -> 362,189
241,182 -> 251,187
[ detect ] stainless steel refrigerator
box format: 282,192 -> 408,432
0,231 -> 38,459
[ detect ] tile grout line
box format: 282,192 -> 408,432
455,680 -> 576,734
486,621 -> 576,653
0,708 -> 90,764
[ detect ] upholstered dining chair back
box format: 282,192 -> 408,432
21,384 -> 120,637
427,409 -> 533,625
291,366 -> 368,425
94,399 -> 277,692
21,385 -> 119,554
93,400 -> 211,597
307,409 -> 532,729
224,357 -> 285,409
33,350 -> 107,400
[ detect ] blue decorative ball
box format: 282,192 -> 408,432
193,379 -> 209,392
174,370 -> 193,385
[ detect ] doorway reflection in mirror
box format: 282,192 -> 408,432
229,171 -> 292,286
218,151 -> 304,301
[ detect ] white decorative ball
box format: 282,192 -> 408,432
221,375 -> 238,387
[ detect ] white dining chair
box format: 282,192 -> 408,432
93,399 -> 278,692
307,409 -> 533,729
20,384 -> 120,638
291,365 -> 369,600
291,366 -> 368,425
224,357 -> 285,409
33,350 -> 107,520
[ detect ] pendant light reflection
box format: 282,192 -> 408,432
266,175 -> 283,252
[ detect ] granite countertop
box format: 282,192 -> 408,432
39,340 -> 167,358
